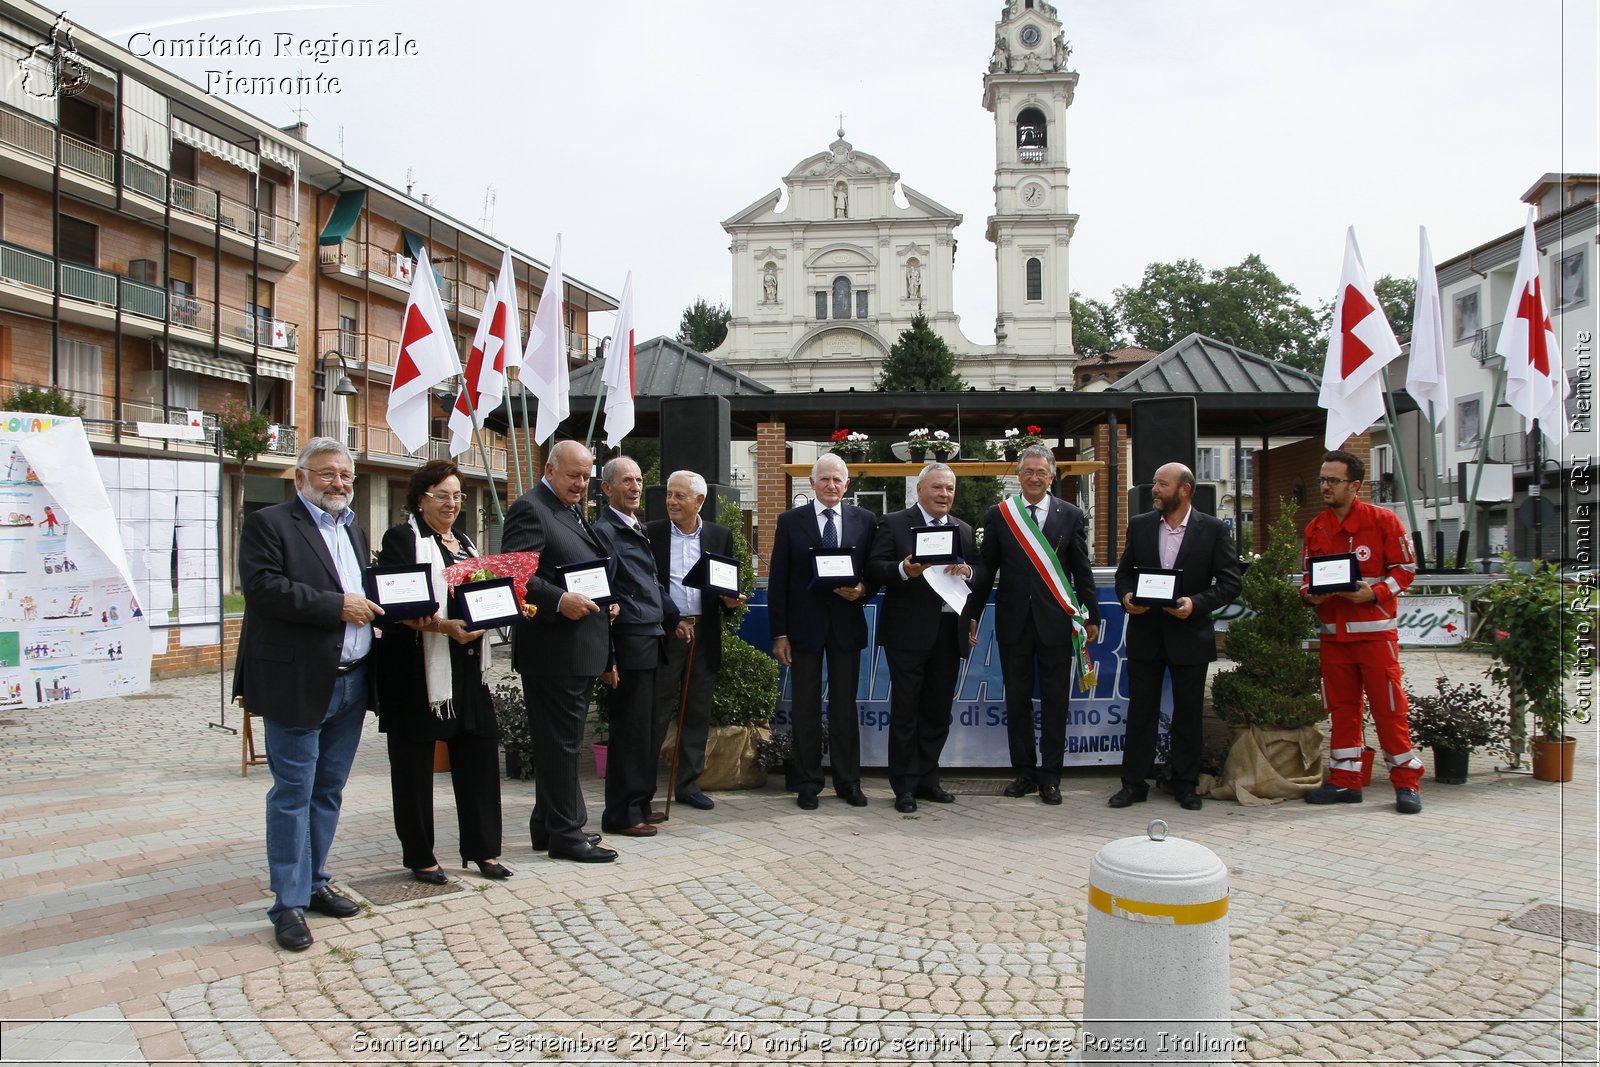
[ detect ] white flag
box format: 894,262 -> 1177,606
385,246 -> 460,455
1496,210 -> 1567,446
447,247 -> 521,456
601,272 -> 636,448
1406,226 -> 1449,429
523,236 -> 569,445
1318,227 -> 1402,450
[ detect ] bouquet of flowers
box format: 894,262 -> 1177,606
443,551 -> 542,618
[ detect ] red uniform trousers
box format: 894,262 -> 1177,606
1320,639 -> 1422,790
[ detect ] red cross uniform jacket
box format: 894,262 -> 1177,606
1301,499 -> 1416,642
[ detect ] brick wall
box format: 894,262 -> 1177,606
754,422 -> 789,579
1253,433 -> 1372,550
149,615 -> 243,677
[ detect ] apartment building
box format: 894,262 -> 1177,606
0,2 -> 615,583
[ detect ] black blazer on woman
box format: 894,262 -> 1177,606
371,521 -> 498,742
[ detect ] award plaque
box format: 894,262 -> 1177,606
363,564 -> 438,621
809,548 -> 859,590
1131,567 -> 1182,607
1307,553 -> 1362,593
910,525 -> 960,564
559,557 -> 616,604
684,551 -> 742,598
453,576 -> 524,629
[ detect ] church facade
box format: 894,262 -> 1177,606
710,0 -> 1082,392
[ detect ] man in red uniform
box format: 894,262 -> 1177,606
1300,449 -> 1423,814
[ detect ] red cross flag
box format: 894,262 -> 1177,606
1497,210 -> 1567,446
385,245 -> 460,454
1318,227 -> 1402,450
448,246 -> 521,456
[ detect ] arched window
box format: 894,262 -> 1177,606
832,276 -> 852,319
1017,106 -> 1047,163
1026,257 -> 1043,301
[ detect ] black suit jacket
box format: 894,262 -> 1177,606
768,502 -> 878,653
646,517 -> 734,672
502,481 -> 613,678
232,497 -> 374,728
867,507 -> 976,656
594,507 -> 676,671
966,494 -> 1100,646
1114,508 -> 1241,665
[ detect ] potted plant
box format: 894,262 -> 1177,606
828,428 -> 870,459
906,427 -> 955,462
1405,675 -> 1508,783
491,680 -> 535,780
1209,503 -> 1327,802
1002,425 -> 1044,461
1476,554 -> 1588,780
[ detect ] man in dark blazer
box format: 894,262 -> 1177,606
234,437 -> 382,952
1111,462 -> 1241,811
768,453 -> 878,810
502,439 -> 617,863
965,445 -> 1100,806
867,463 -> 977,813
593,455 -> 674,839
646,470 -> 745,816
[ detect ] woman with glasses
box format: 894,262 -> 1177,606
372,460 -> 511,883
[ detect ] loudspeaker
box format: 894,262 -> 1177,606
1130,397 -> 1197,486
644,483 -> 739,526
1129,482 -> 1217,518
660,395 -> 730,486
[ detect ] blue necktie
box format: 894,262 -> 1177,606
1028,504 -> 1040,527
822,508 -> 838,549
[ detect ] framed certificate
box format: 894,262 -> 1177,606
363,564 -> 438,620
911,525 -> 960,564
809,548 -> 859,590
1131,567 -> 1182,606
559,557 -> 616,604
684,551 -> 742,598
453,576 -> 524,629
1307,553 -> 1362,593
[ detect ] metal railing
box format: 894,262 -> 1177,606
368,247 -> 411,284
0,241 -> 54,292
318,238 -> 365,272
169,292 -> 213,332
60,134 -> 113,183
0,106 -> 54,161
118,277 -> 166,320
170,175 -> 219,221
1472,322 -> 1504,365
1487,431 -> 1532,465
122,155 -> 166,200
59,262 -> 117,307
315,329 -> 398,370
256,214 -> 299,252
216,192 -> 256,238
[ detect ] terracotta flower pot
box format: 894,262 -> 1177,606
1530,736 -> 1576,782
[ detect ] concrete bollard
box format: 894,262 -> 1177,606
1076,820 -> 1235,1065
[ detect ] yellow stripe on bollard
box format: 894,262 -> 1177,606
1088,884 -> 1228,925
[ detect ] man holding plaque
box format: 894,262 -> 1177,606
1299,449 -> 1423,814
593,456 -> 674,839
965,445 -> 1099,806
502,439 -> 618,862
769,453 -> 877,810
1110,463 -> 1241,812
647,470 -> 745,816
867,463 -> 976,813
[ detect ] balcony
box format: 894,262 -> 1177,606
60,134 -> 113,184
59,262 -> 116,307
170,175 -> 220,223
1472,322 -> 1504,366
0,106 -> 54,162
315,329 -> 399,373
170,293 -> 213,333
217,192 -> 256,238
0,241 -> 55,292
256,214 -> 300,254
122,155 -> 166,201
318,238 -> 365,275
217,306 -> 299,353
1487,431 -> 1532,466
118,277 -> 166,320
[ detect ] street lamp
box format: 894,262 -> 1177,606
315,350 -> 358,441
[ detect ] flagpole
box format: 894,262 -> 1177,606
1379,365 -> 1420,538
1425,401 -> 1443,528
503,369 -> 526,499
1463,366 -> 1507,560
584,337 -> 610,454
454,374 -> 505,523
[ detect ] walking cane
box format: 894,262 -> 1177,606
663,624 -> 698,821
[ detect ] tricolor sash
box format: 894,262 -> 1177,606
999,495 -> 1097,691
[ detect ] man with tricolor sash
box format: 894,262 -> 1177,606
965,445 -> 1100,805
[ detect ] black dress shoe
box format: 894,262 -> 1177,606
677,790 -> 715,810
307,885 -> 360,917
915,786 -> 956,804
469,860 -> 514,879
273,909 -> 312,952
894,796 -> 918,814
1039,783 -> 1062,805
411,867 -> 448,886
1002,776 -> 1037,798
837,784 -> 868,807
1176,792 -> 1203,811
549,840 -> 618,863
1108,785 -> 1149,808
532,827 -> 601,850
797,792 -> 819,810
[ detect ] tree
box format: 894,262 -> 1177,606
1070,292 -> 1122,359
1312,272 -> 1417,352
217,400 -> 271,591
2,384 -> 84,417
1113,255 -> 1322,371
677,298 -> 731,353
876,313 -> 964,391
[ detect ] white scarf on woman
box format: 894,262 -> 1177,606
412,515 -> 490,719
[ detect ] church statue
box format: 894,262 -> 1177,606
763,265 -> 779,303
833,183 -> 848,218
989,36 -> 1008,73
1052,32 -> 1071,69
905,263 -> 922,301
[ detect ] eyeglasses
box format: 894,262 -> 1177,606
1019,468 -> 1053,479
1318,476 -> 1353,485
306,468 -> 356,484
422,491 -> 465,504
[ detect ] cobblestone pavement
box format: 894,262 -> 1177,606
1,650 -> 1595,1065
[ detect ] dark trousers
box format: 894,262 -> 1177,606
884,615 -> 960,797
520,671 -> 593,850
1121,659 -> 1208,792
385,729 -> 502,869
789,642 -> 862,796
650,628 -> 717,803
602,665 -> 657,831
1000,613 -> 1075,786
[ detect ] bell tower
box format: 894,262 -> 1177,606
984,0 -> 1078,382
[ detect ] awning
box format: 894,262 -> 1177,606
158,341 -> 253,385
172,118 -> 258,174
254,353 -> 296,381
319,188 -> 366,246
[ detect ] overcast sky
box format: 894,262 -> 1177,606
73,0 -> 1599,349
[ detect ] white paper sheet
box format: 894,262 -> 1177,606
923,565 -> 972,615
